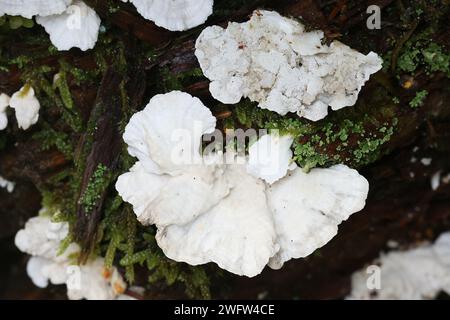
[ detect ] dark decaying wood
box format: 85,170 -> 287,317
73,68 -> 124,257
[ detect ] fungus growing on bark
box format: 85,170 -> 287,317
15,215 -> 127,300
195,10 -> 382,121
36,1 -> 101,51
116,91 -> 369,277
126,0 -> 213,31
0,93 -> 9,130
0,0 -> 71,19
348,232 -> 450,300
9,85 -> 40,130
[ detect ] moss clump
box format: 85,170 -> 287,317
228,95 -> 397,171
409,90 -> 429,108
53,71 -> 74,110
0,15 -> 34,30
33,125 -> 73,159
79,164 -> 112,213
422,43 -> 450,74
159,67 -> 205,92
396,28 -> 450,76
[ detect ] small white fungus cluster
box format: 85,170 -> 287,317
0,0 -> 214,51
1,85 -> 40,131
0,175 -> 15,193
15,215 -> 128,300
116,91 -> 369,277
0,0 -> 100,51
195,10 -> 383,121
347,232 -> 450,300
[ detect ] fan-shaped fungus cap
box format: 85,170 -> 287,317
123,90 -> 216,175
128,0 -> 213,31
9,85 -> 40,130
247,133 -> 295,184
67,257 -> 127,300
14,216 -> 76,261
266,165 -> 369,269
433,232 -> 450,267
15,215 -> 127,300
156,161 -> 280,277
116,90 -> 370,277
0,0 -> 71,19
15,216 -> 79,288
0,175 -> 15,193
0,93 -> 9,130
36,1 -> 101,51
195,10 -> 382,121
117,91 -> 230,227
348,232 -> 450,300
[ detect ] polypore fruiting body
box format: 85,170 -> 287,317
156,162 -> 279,277
195,10 -> 382,121
14,216 -> 74,260
67,257 -> 127,300
9,85 -> 40,130
0,93 -> 9,130
116,91 -> 370,277
0,0 -> 71,19
247,133 -> 295,184
123,91 -> 217,175
36,1 -> 101,51
15,215 -> 127,300
26,256 -> 60,288
128,0 -> 213,31
266,165 -> 369,269
347,232 -> 450,300
116,161 -> 231,226
0,175 -> 15,193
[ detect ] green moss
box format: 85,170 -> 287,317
422,43 -> 450,74
53,71 -> 74,110
107,2 -> 121,14
398,47 -> 421,73
0,15 -> 34,30
9,55 -> 32,69
33,125 -> 73,159
79,164 -> 112,213
160,67 -> 205,92
293,141 -> 329,172
396,27 -> 450,76
230,95 -> 397,170
35,75 -> 84,132
409,90 -> 429,108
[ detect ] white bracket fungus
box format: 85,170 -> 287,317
15,215 -> 127,300
347,232 -> 450,300
0,0 -> 71,19
195,10 -> 383,121
36,1 -> 101,51
9,85 -> 40,130
247,133 -> 295,184
116,90 -> 370,277
123,90 -> 217,175
0,175 -> 15,193
126,0 -> 214,31
0,93 -> 9,130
